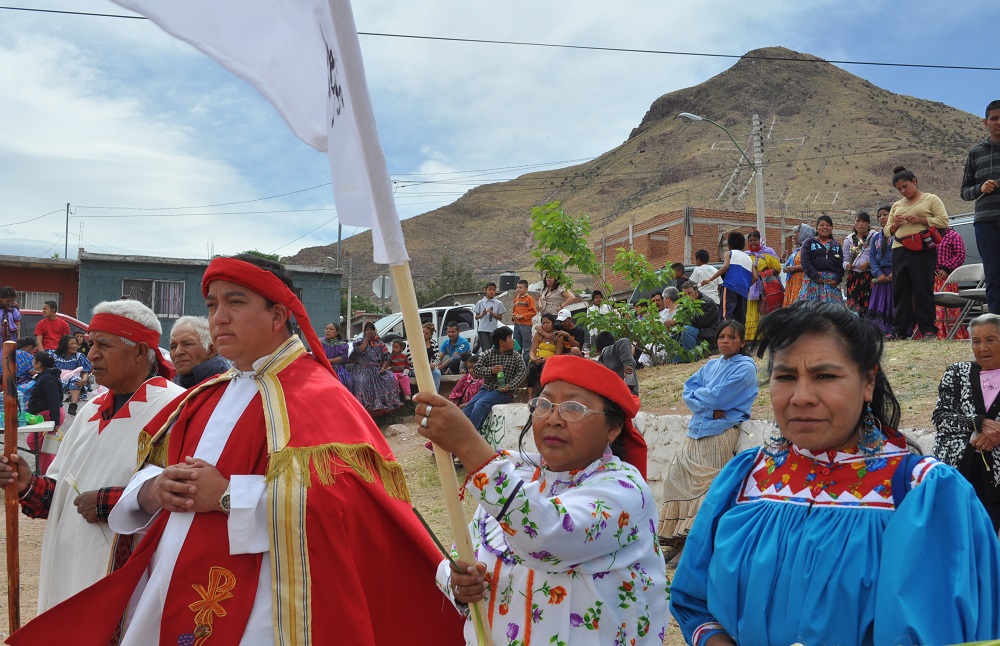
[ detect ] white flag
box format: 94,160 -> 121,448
112,0 -> 409,265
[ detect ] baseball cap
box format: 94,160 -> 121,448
556,308 -> 572,321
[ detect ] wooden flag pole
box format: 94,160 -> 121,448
390,263 -> 494,645
3,340 -> 21,633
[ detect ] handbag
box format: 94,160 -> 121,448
758,268 -> 785,315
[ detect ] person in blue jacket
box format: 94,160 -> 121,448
670,300 -> 1000,646
657,319 -> 757,562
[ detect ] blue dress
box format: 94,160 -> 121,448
671,439 -> 1000,645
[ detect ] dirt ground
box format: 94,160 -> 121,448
1,338 -> 969,641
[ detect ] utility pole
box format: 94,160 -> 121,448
64,203 -> 69,259
336,221 -> 342,268
752,113 -> 766,245
345,257 -> 353,338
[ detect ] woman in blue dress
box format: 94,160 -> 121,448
670,300 -> 1000,646
51,334 -> 91,417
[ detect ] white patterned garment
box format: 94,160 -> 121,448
436,448 -> 669,645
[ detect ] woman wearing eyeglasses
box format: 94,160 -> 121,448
413,354 -> 668,645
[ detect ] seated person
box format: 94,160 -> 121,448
554,309 -> 585,355
525,313 -> 565,399
463,327 -> 526,431
448,353 -> 484,408
439,322 -> 472,375
25,351 -> 66,474
51,334 -> 91,417
168,315 -> 231,388
672,281 -> 722,360
15,337 -> 38,391
388,339 -> 412,401
594,331 -> 638,395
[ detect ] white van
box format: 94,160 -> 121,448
371,305 -> 479,350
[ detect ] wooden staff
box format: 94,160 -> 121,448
3,340 -> 20,633
391,263 -> 494,645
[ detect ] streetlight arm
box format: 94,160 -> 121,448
699,118 -> 757,170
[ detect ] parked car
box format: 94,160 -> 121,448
371,305 -> 479,350
19,309 -> 89,340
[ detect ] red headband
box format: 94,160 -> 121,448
540,354 -> 647,479
89,312 -> 175,380
202,257 -> 337,379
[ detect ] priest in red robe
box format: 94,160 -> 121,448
8,254 -> 464,645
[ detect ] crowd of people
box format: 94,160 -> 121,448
0,100 -> 995,646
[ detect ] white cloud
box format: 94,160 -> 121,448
0,0 -> 992,265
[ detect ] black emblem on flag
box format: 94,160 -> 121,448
325,41 -> 346,128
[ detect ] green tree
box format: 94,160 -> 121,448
530,201 -> 706,365
342,292 -> 383,322
416,256 -> 482,306
240,249 -> 281,261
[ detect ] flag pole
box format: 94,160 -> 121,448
3,340 -> 21,633
391,263 -> 494,645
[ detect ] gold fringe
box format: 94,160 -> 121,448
135,429 -> 170,469
266,443 -> 412,503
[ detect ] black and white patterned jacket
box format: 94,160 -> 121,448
932,361 -> 1000,486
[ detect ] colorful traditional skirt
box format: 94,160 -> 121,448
801,272 -> 844,303
934,272 -> 970,339
745,299 -> 761,340
845,271 -> 873,316
868,280 -> 894,336
783,271 -> 804,307
658,426 -> 741,540
351,363 -> 402,416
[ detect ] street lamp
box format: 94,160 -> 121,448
677,112 -> 766,244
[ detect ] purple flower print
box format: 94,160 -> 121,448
506,623 -> 519,640
523,524 -> 538,538
617,479 -> 635,489
562,514 -> 575,532
532,606 -> 542,622
529,550 -> 552,560
570,613 -> 583,627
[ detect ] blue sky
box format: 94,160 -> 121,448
0,1 -> 995,262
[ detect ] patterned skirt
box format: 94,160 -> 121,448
783,271 -> 804,307
868,280 -> 894,336
351,364 -> 402,416
845,271 -> 872,315
658,426 -> 741,540
934,273 -> 969,339
801,272 -> 844,303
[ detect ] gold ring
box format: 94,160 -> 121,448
420,416 -> 429,428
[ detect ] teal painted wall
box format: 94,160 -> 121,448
77,257 -> 341,348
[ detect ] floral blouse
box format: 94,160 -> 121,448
436,447 -> 669,645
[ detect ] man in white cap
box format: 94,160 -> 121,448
555,308 -> 585,355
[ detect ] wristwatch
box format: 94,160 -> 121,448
219,483 -> 231,515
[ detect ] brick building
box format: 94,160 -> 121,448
593,207 -> 847,293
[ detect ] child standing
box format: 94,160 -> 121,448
510,279 -> 537,363
448,353 -> 484,408
473,282 -> 506,351
388,339 -> 412,400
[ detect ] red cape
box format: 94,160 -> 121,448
8,343 -> 464,645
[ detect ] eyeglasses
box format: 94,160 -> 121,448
528,397 -> 609,422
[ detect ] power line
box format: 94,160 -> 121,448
3,5 -> 999,72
